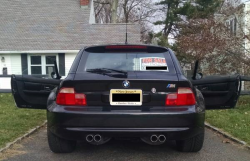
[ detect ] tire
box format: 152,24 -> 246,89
176,133 -> 204,152
47,129 -> 76,153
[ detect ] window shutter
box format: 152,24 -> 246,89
21,54 -> 28,75
58,53 -> 65,76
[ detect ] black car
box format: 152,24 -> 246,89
11,45 -> 241,153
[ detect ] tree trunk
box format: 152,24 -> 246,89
163,3 -> 171,38
111,0 -> 119,23
123,0 -> 129,23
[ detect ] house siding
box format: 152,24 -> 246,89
0,54 -> 22,75
65,53 -> 78,75
244,2 -> 250,90
245,2 -> 250,53
11,55 -> 22,75
0,77 -> 11,89
1,53 -> 77,76
0,55 -> 11,75
0,54 -> 12,89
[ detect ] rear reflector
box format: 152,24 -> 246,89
105,45 -> 147,49
56,88 -> 86,106
166,88 -> 196,106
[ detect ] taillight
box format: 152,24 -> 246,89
56,88 -> 87,106
166,88 -> 196,106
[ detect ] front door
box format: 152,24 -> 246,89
191,75 -> 241,110
11,75 -> 61,109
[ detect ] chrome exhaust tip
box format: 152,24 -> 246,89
86,134 -> 94,142
94,134 -> 102,142
150,135 -> 158,143
158,135 -> 166,143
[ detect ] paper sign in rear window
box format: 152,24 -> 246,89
140,57 -> 168,71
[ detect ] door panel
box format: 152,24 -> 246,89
11,75 -> 61,109
192,75 -> 241,110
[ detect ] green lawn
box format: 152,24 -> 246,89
0,94 -> 46,148
206,96 -> 250,145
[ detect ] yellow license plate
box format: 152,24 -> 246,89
110,89 -> 142,106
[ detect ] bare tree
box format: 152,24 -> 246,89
176,2 -> 250,76
111,0 -> 119,23
94,0 -> 111,23
94,0 -> 157,42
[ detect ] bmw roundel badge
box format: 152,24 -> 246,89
151,88 -> 156,93
122,80 -> 130,88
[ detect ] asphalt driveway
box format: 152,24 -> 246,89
1,127 -> 250,161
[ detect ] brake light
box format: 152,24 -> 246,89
105,45 -> 147,49
56,88 -> 86,106
166,88 -> 196,106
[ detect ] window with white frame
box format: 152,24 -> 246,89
46,56 -> 56,75
28,55 -> 58,75
30,56 -> 42,75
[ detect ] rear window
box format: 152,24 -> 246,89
77,52 -> 176,74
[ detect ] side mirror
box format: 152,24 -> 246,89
53,61 -> 61,80
192,60 -> 199,80
51,72 -> 57,79
196,73 -> 203,80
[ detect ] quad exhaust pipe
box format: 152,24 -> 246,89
150,134 -> 166,143
158,135 -> 166,143
86,134 -> 102,143
150,135 -> 158,143
94,134 -> 102,142
86,134 -> 111,145
86,134 -> 94,143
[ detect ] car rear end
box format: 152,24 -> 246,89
47,45 -> 205,151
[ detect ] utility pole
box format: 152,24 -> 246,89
111,0 -> 118,23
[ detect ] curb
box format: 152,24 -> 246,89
0,121 -> 47,153
205,122 -> 250,150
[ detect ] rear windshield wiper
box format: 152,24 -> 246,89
86,68 -> 127,75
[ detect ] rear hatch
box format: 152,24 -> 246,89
59,45 -> 193,111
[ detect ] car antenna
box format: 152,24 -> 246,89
125,18 -> 128,44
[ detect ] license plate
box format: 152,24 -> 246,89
110,89 -> 142,106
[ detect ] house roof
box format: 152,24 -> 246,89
0,0 -> 141,51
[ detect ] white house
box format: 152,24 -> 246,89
222,0 -> 250,49
0,0 -> 141,90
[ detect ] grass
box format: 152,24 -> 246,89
206,96 -> 250,145
0,94 -> 46,149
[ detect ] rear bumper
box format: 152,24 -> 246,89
47,105 -> 205,141
49,127 -> 204,141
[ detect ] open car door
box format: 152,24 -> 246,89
191,75 -> 241,109
11,75 -> 61,109
190,61 -> 241,110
